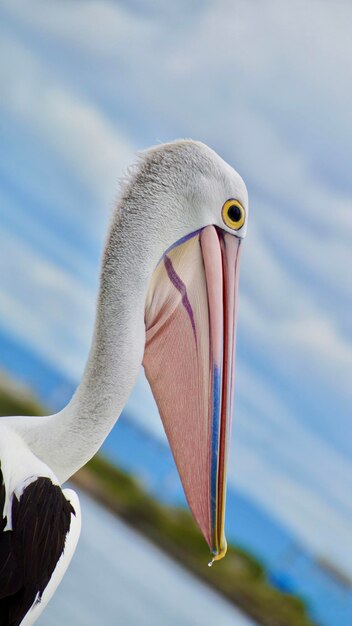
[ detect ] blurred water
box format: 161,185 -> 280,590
38,491 -> 257,626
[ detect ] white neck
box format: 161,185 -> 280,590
6,192 -> 191,483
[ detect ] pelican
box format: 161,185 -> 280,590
0,139 -> 248,624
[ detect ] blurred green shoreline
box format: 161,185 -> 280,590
0,374 -> 318,626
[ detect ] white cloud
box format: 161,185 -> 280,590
0,226 -> 95,379
229,363 -> 352,574
0,32 -> 135,209
233,440 -> 352,577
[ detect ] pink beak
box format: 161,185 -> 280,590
143,225 -> 241,562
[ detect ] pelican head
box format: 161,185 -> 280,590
119,140 -> 248,562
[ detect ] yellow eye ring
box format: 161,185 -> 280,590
222,199 -> 245,231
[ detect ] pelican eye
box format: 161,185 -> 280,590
222,199 -> 245,231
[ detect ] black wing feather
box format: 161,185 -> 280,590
0,464 -> 74,626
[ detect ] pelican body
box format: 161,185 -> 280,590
0,140 -> 248,624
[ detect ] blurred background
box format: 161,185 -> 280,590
0,1 -> 351,625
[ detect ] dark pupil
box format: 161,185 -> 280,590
228,204 -> 242,223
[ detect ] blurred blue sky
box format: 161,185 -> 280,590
0,0 -> 351,580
